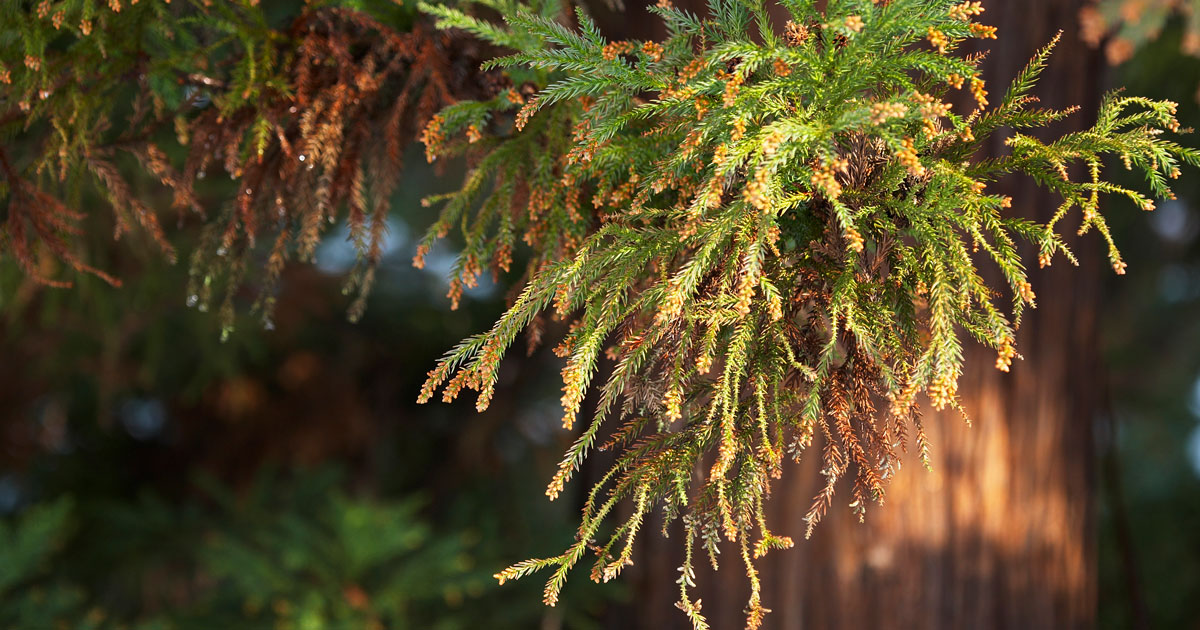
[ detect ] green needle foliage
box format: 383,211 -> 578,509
415,0 -> 1198,625
3,0 -> 1198,626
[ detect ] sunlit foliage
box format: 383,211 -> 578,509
416,0 -> 1196,626
3,1 -> 1197,627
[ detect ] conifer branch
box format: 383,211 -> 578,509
415,1 -> 1197,625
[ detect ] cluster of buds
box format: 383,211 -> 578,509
1113,259 -> 1128,275
694,174 -> 724,220
844,15 -> 864,33
567,118 -> 598,164
773,58 -> 791,77
419,114 -> 445,162
80,18 -> 93,35
1016,280 -> 1035,303
527,185 -> 552,224
888,379 -> 920,417
970,23 -> 998,39
661,82 -> 693,101
946,73 -> 965,89
1081,202 -> 1097,226
711,143 -> 729,169
550,277 -> 577,321
606,169 -> 639,207
657,279 -> 686,324
919,118 -> 940,140
663,386 -> 683,422
655,0 -> 673,9
417,365 -> 450,405
679,58 -> 706,83
970,76 -> 989,108
36,0 -> 51,18
52,10 -> 64,29
914,91 -> 951,120
785,20 -> 810,46
767,289 -> 783,321
412,240 -> 429,269
896,137 -> 925,177
448,254 -> 483,310
995,337 -> 1016,372
679,128 -> 705,160
24,55 -> 41,71
927,370 -> 959,411
948,1 -> 984,20
602,40 -> 637,61
870,102 -> 908,125
731,117 -> 747,142
927,28 -> 950,54
722,71 -> 744,107
811,157 -> 848,199
844,226 -> 865,253
679,203 -> 702,239
1167,115 -> 1181,132
744,168 -> 772,211
514,96 -> 538,131
544,463 -> 571,502
109,0 -> 123,11
642,41 -> 664,62
711,430 -> 736,483
559,361 -> 587,430
493,241 -> 513,274
0,64 -> 9,85
700,172 -> 720,207
761,129 -> 785,156
505,88 -> 524,106
438,365 -> 478,406
696,350 -> 713,375
466,124 -> 482,144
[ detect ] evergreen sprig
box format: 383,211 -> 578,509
417,1 -> 1197,626
4,1 -> 1197,625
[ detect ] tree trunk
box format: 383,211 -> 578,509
623,1 -> 1103,628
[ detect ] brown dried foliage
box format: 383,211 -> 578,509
2,9 -> 493,316
0,144 -> 121,288
179,9 -> 495,322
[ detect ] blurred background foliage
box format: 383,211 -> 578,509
0,131 -> 620,627
1096,15 -> 1200,630
0,3 -> 1198,630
